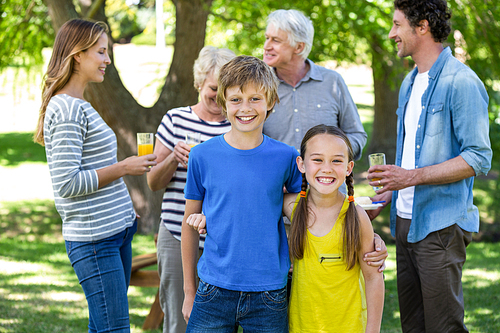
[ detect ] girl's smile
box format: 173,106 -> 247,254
297,134 -> 354,196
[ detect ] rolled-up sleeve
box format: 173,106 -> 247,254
452,69 -> 492,176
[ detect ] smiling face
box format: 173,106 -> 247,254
224,83 -> 271,136
297,134 -> 354,196
263,24 -> 298,70
76,33 -> 111,83
388,9 -> 420,58
199,72 -> 222,116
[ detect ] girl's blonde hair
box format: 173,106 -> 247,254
34,19 -> 108,145
290,124 -> 361,270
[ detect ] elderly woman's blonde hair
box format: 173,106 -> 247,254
193,46 -> 236,90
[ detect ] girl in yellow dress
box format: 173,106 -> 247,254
283,124 -> 384,333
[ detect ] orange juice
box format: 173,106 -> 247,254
138,143 -> 154,156
372,171 -> 382,182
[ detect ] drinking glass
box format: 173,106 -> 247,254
368,153 -> 386,191
137,133 -> 154,156
185,132 -> 201,148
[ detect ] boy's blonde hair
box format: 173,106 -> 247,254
216,55 -> 280,119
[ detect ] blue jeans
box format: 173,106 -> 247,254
65,220 -> 137,333
186,280 -> 288,333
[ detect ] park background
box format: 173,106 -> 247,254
1,0 -> 499,332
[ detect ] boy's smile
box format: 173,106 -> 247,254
225,83 -> 271,135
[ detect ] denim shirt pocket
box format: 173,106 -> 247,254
424,103 -> 444,137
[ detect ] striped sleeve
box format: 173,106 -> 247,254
46,98 -> 99,198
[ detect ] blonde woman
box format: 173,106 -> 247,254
34,19 -> 156,332
147,45 -> 235,333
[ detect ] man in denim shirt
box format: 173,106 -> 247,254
367,1 -> 492,332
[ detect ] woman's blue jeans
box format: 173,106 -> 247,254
65,220 -> 137,333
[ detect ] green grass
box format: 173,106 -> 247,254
1,200 -> 500,332
0,200 -> 161,333
0,132 -> 47,167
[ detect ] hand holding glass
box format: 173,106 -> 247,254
368,153 -> 386,191
137,133 -> 154,156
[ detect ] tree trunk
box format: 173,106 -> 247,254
43,0 -> 212,233
368,41 -> 407,165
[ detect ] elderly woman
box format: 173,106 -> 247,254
147,46 -> 235,333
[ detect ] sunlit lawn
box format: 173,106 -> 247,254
1,199 -> 500,332
0,200 -> 162,333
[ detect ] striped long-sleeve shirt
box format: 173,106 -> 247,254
44,94 -> 136,242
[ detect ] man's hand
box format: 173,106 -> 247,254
363,233 -> 388,273
366,191 -> 393,220
367,164 -> 415,194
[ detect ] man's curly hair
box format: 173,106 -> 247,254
394,0 -> 452,43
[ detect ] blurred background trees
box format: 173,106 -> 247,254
0,0 -> 498,233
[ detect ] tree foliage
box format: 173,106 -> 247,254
0,0 -> 53,69
448,0 -> 500,119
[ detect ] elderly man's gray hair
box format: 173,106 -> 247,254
267,9 -> 314,60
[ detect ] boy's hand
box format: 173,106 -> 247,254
182,293 -> 195,324
186,213 -> 207,234
363,233 -> 388,273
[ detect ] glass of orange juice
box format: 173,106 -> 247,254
185,132 -> 201,148
368,153 -> 386,191
137,133 -> 154,156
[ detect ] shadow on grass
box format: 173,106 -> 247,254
0,200 -> 162,332
0,132 -> 47,166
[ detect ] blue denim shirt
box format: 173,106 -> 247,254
390,47 -> 492,243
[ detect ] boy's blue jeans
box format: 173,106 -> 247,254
65,220 -> 137,333
186,280 -> 288,333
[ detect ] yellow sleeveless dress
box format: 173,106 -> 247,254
288,197 -> 367,333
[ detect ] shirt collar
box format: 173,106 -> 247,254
273,58 -> 323,85
304,59 -> 323,82
414,46 -> 451,81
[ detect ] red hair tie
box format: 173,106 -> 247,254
348,196 -> 355,203
300,191 -> 307,198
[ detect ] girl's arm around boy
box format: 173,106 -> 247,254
357,205 -> 385,332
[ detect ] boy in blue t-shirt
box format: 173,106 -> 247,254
181,56 -> 300,332
181,56 -> 387,331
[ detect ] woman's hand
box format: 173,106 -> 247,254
122,154 -> 157,175
173,141 -> 192,168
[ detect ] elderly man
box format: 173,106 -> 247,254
262,9 -> 367,159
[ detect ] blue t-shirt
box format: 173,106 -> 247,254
185,135 -> 302,291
